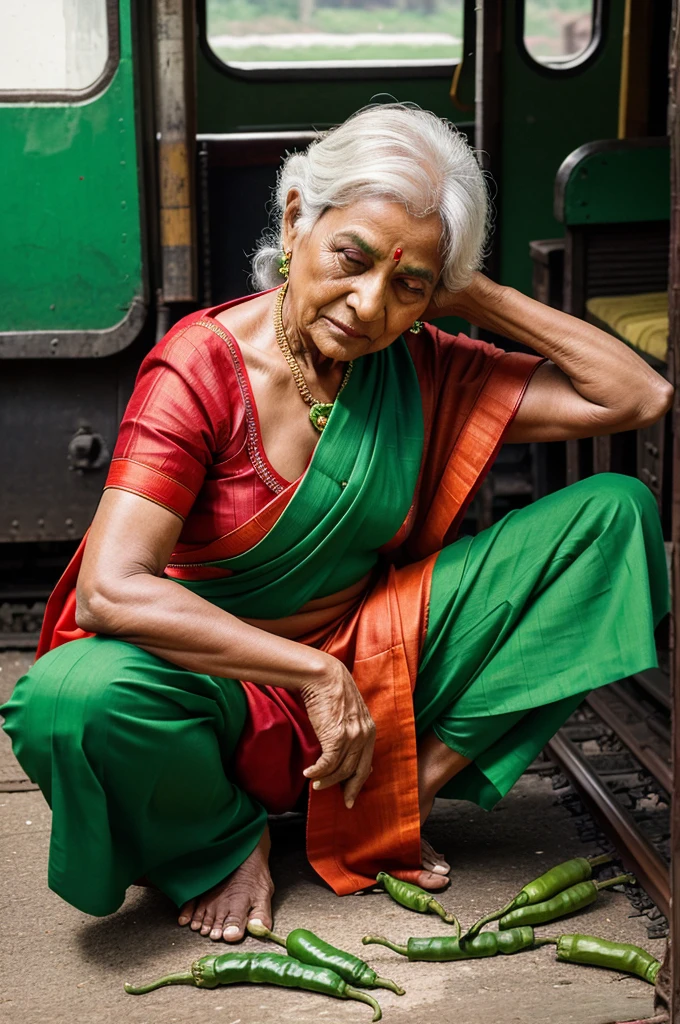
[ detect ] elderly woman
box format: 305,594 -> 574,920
2,105 -> 671,943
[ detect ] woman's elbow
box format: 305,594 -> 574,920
636,378 -> 674,427
75,579 -> 126,634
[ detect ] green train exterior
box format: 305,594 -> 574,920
0,0 -> 671,543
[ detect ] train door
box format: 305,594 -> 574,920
0,1 -> 152,545
475,0 -> 626,295
193,0 -> 472,316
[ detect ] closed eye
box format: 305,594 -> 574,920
339,249 -> 368,268
399,279 -> 425,295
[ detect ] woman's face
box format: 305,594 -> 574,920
282,193 -> 443,361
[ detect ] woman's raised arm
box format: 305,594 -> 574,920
76,488 -> 375,808
431,272 -> 674,444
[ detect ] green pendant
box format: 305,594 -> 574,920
310,403 -> 333,432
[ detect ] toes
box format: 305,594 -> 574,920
190,900 -> 208,931
211,893 -> 250,942
416,869 -> 449,890
200,908 -> 216,936
422,838 -> 451,875
423,859 -> 449,876
221,920 -> 243,942
178,899 -> 196,926
248,897 -> 274,933
207,901 -> 231,941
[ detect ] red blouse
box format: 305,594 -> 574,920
105,294 -> 522,566
106,299 -> 304,562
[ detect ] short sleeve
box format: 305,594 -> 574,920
428,325 -> 528,389
105,320 -> 234,519
407,323 -> 544,446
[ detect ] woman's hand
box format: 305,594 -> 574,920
299,653 -> 376,810
422,271 -> 500,325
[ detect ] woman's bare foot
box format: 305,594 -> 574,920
177,827 -> 274,942
414,730 -> 469,890
416,836 -> 451,890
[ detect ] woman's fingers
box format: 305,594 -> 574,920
342,731 -> 376,808
308,726 -> 375,805
300,661 -> 376,800
303,743 -> 349,783
310,748 -> 362,791
304,721 -> 375,798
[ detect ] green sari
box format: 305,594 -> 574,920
1,325 -> 669,913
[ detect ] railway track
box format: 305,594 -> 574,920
547,670 -> 672,937
0,577 -> 674,938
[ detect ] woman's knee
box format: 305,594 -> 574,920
7,637 -> 148,742
572,472 -> 657,519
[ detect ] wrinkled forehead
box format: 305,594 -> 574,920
314,197 -> 444,269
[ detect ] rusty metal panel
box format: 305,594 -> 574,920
0,358 -> 131,542
156,0 -> 197,302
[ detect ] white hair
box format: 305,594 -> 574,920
251,103 -> 489,296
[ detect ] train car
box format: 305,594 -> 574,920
1,1 -> 679,1021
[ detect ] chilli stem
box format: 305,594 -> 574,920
124,971 -> 195,994
430,899 -> 460,934
373,975 -> 406,995
588,853 -> 614,867
246,921 -> 287,946
460,897 -> 517,943
362,935 -> 408,957
532,937 -> 559,948
346,986 -> 382,1021
595,873 -> 636,890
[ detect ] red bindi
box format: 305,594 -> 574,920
393,247 -> 403,262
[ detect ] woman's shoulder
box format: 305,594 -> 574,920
407,322 -> 507,387
421,322 -> 503,359
138,308 -> 249,391
145,291 -> 273,374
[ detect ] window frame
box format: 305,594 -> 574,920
516,0 -> 607,78
199,0 -> 462,82
0,0 -> 120,104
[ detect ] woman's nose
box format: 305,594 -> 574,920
348,274 -> 387,323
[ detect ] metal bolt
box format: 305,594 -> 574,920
10,519 -> 19,529
65,518 -> 74,528
37,518 -> 45,528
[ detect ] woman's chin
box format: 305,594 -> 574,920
313,325 -> 364,361
315,320 -> 389,361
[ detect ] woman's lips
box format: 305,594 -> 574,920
324,316 -> 366,340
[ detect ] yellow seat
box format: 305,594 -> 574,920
586,292 -> 668,363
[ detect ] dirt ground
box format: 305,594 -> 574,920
0,650 -> 664,1024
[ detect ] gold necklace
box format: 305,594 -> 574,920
274,282 -> 354,433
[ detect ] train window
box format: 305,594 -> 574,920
0,1 -> 112,94
206,0 -> 463,70
523,0 -> 595,66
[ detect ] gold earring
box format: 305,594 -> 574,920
279,249 -> 292,278
410,320 -> 424,334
